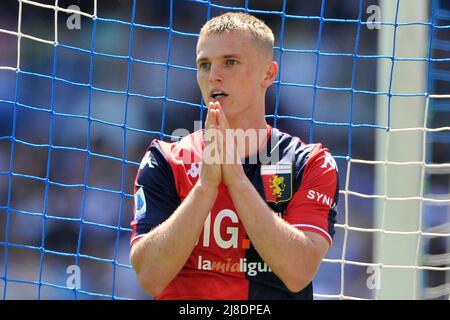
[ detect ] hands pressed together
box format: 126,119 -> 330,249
200,101 -> 246,189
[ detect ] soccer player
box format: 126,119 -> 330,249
130,12 -> 339,300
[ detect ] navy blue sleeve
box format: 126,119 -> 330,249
131,140 -> 180,245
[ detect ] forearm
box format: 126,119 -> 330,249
130,181 -> 217,296
227,178 -> 323,292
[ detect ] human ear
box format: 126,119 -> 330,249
262,61 -> 278,89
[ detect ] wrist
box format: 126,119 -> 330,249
224,174 -> 250,191
195,179 -> 220,195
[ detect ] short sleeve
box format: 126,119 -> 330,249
130,140 -> 180,246
284,146 -> 339,247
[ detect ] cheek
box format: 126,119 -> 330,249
240,69 -> 257,86
242,72 -> 262,93
244,67 -> 263,86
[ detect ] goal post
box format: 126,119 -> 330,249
374,0 -> 429,299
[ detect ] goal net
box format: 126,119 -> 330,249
0,0 -> 448,300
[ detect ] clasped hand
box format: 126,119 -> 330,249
200,102 -> 246,189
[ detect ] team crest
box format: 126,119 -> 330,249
261,164 -> 292,204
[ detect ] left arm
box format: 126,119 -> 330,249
216,104 -> 331,292
226,175 -> 330,293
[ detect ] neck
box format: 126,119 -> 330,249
227,116 -> 267,133
226,99 -> 267,132
226,105 -> 269,159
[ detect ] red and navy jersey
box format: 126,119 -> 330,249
130,125 -> 339,300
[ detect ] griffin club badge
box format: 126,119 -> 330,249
261,164 -> 292,204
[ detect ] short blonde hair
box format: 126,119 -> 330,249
199,12 -> 274,59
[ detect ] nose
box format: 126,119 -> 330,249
208,62 -> 223,84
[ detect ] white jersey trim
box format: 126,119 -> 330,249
130,233 -> 147,246
292,224 -> 333,245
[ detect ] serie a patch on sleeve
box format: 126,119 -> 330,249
134,187 -> 146,220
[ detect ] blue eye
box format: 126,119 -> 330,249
226,60 -> 237,66
199,62 -> 210,70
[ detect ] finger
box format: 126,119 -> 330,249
204,103 -> 212,129
211,108 -> 219,128
216,104 -> 230,132
210,101 -> 219,109
205,102 -> 218,129
209,101 -> 218,110
205,111 -> 220,150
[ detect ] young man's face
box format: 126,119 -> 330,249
196,31 -> 273,120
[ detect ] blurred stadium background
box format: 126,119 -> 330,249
0,0 -> 449,299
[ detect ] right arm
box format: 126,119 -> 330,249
130,181 -> 217,297
130,104 -> 222,297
